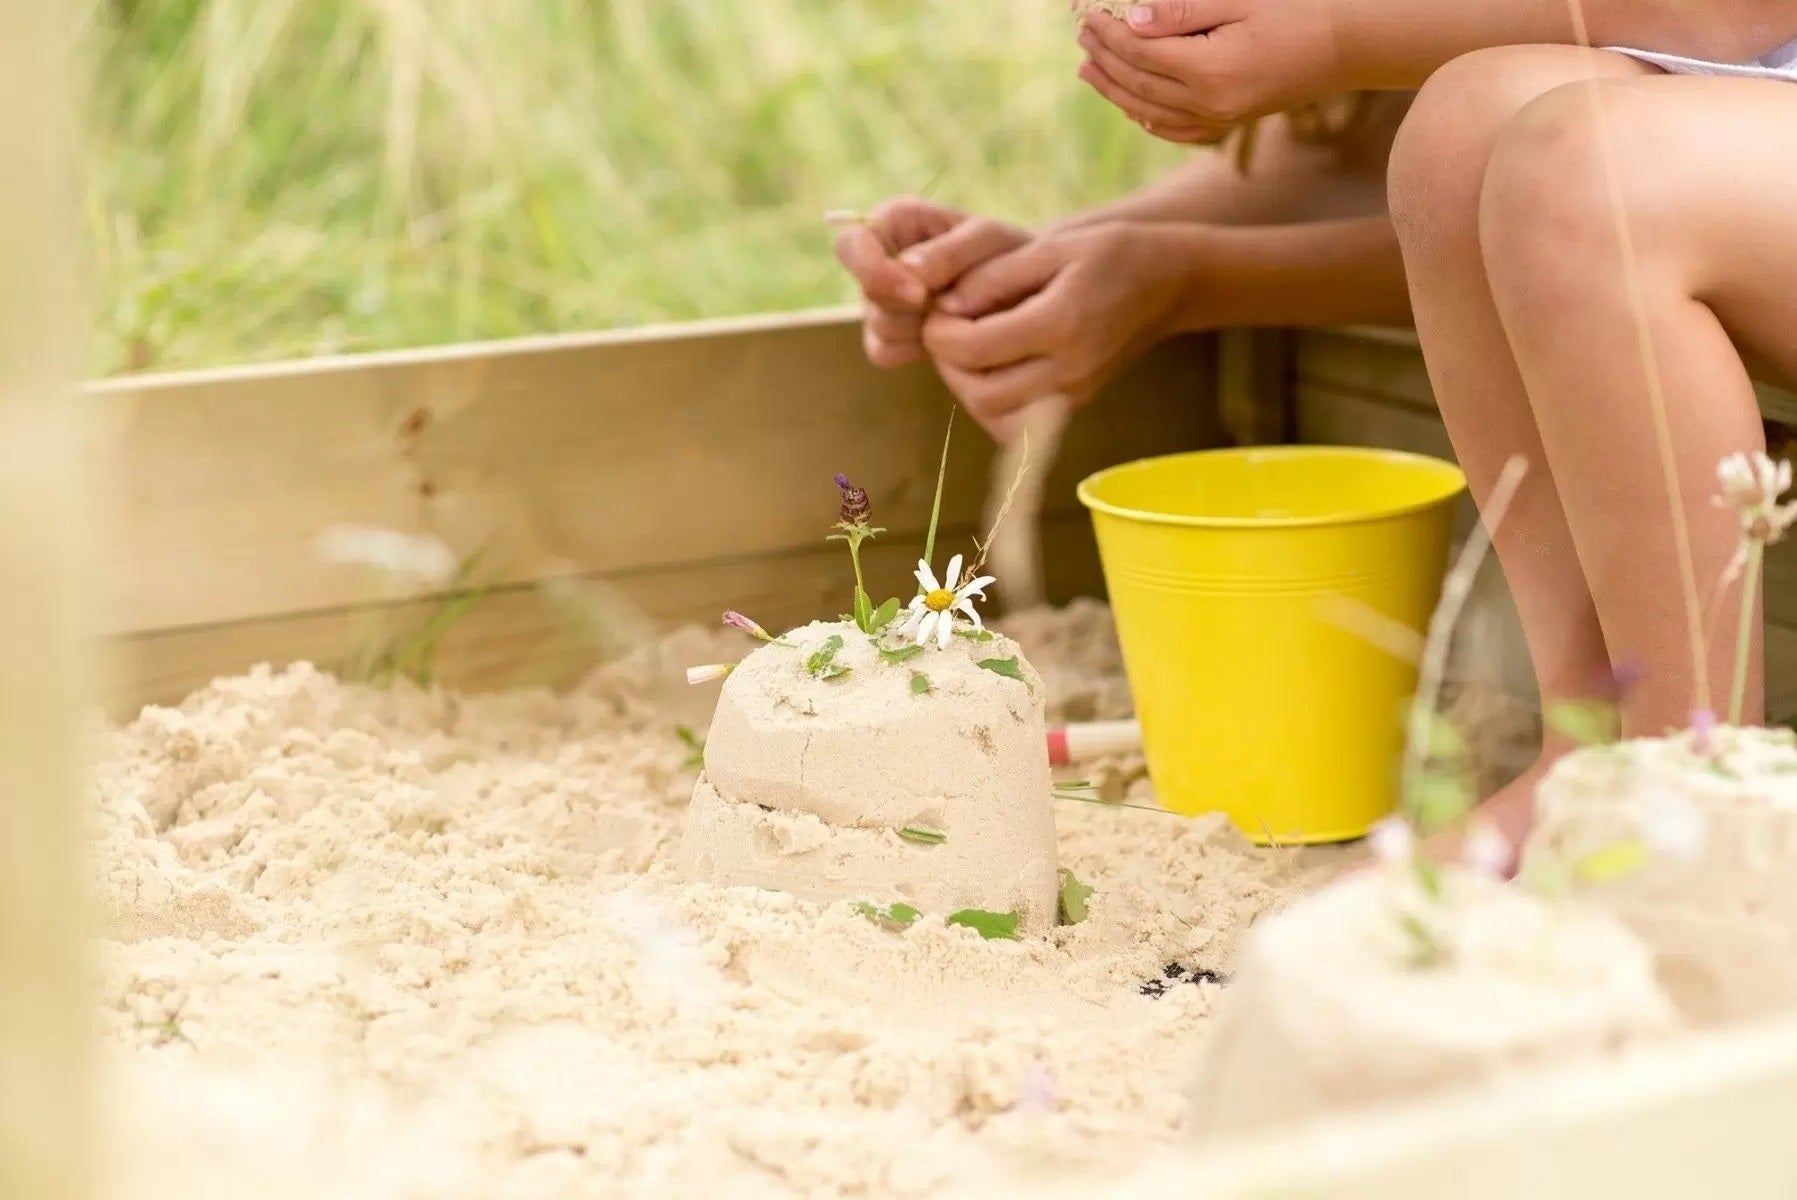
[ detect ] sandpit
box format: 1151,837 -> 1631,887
92,602 -> 1339,1199
1525,726 -> 1797,1026
683,620 -> 1059,935
1188,866 -> 1678,1140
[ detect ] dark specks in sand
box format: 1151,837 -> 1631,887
970,725 -> 997,757
1139,963 -> 1227,998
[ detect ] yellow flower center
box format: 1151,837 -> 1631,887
924,588 -> 956,613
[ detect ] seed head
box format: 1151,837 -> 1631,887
834,473 -> 871,526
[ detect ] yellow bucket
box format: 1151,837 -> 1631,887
1077,446 -> 1466,844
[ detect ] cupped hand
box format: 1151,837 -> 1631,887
833,198 -> 1028,369
1075,0 -> 1345,144
919,221 -> 1196,442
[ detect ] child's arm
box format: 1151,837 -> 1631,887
1083,2 -> 1797,139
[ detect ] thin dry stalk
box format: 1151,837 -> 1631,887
976,394 -> 1071,607
1562,0 -> 1712,716
1401,456 -> 1531,809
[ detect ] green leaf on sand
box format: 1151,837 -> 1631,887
1411,856 -> 1445,903
854,901 -> 921,931
897,826 -> 945,844
978,656 -> 1025,683
879,644 -> 924,665
1400,913 -> 1448,969
956,628 -> 996,643
674,724 -> 705,769
1057,868 -> 1093,925
909,671 -> 932,696
1406,770 -> 1472,835
1573,838 -> 1651,885
868,597 -> 903,634
947,909 -> 1022,941
806,635 -> 850,680
1547,699 -> 1619,747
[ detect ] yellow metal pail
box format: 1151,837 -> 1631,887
1078,446 -> 1466,844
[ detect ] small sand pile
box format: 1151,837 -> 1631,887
683,620 -> 1059,934
1525,727 -> 1797,1026
1188,867 -> 1677,1140
92,602 -> 1330,1199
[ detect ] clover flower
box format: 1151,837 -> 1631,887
1461,821 -> 1514,879
834,473 -> 872,527
1367,816 -> 1415,863
722,611 -> 777,642
685,663 -> 735,686
901,554 -> 994,649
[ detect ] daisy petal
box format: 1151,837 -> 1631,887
955,599 -> 983,630
915,559 -> 940,593
958,575 -> 997,599
914,610 -> 938,647
936,612 -> 955,649
944,554 -> 964,591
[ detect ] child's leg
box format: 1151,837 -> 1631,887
1389,47 -> 1654,842
1478,75 -> 1786,732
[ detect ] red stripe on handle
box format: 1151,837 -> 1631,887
1046,727 -> 1070,767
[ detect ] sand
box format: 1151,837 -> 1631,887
1525,726 -> 1797,1026
1188,867 -> 1678,1140
92,601 -> 1333,1199
683,620 -> 1060,934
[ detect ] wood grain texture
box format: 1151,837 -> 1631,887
96,319 -> 1215,637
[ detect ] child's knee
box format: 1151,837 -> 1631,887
1478,82 -> 1663,291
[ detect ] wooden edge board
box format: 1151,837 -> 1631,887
95,321 -> 1215,636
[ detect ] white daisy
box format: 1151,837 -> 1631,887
901,554 -> 995,649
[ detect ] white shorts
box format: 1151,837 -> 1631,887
1608,40 -> 1797,82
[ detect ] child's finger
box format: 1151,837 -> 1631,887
1078,26 -> 1187,105
899,218 -> 1029,295
936,358 -> 1060,444
1076,59 -> 1216,135
938,243 -> 1062,319
862,323 -> 924,370
866,195 -> 965,251
834,225 -> 929,310
922,305 -> 1055,373
1107,0 -> 1237,37
866,304 -> 922,346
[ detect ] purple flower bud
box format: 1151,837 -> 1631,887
1608,658 -> 1646,696
834,473 -> 871,525
722,610 -> 771,641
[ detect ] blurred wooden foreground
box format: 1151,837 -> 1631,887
0,4 -> 94,1200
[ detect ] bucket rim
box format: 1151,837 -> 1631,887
1076,444 -> 1467,531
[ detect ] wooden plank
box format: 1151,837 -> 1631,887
94,320 -> 1216,637
105,512 -> 1104,718
1217,328 -> 1294,446
0,5 -> 93,1199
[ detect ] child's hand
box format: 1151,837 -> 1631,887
1077,1 -> 1345,143
833,199 -> 1027,370
918,221 -> 1198,441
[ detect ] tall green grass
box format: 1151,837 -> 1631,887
88,0 -> 1181,375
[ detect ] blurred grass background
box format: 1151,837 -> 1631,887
88,0 -> 1184,376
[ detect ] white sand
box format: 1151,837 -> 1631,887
683,620 -> 1060,934
92,601 -> 1334,1199
1188,867 -> 1678,1140
1525,727 -> 1797,1026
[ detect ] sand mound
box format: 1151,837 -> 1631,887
682,620 -> 1059,934
1188,867 -> 1677,1140
1524,727 -> 1797,1025
92,601 -> 1333,1199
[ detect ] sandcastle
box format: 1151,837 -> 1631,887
1188,865 -> 1678,1139
1523,726 -> 1797,1026
679,471 -> 1062,936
